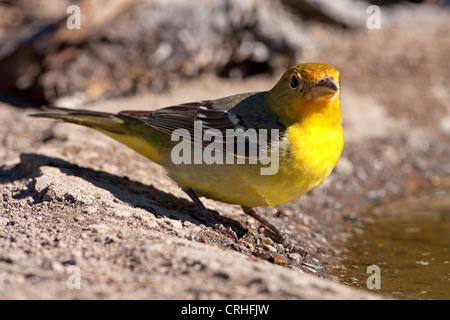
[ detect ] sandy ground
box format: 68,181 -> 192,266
1,12 -> 449,299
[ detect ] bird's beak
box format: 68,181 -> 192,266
308,77 -> 339,98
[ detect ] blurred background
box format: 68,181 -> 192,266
0,0 -> 448,106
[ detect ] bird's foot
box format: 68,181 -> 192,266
186,189 -> 239,242
243,206 -> 308,258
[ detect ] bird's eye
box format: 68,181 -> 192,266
289,74 -> 300,90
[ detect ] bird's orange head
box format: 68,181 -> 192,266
266,63 -> 341,126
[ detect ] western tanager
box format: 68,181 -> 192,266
31,63 -> 343,251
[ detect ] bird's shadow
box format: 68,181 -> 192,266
1,153 -> 246,236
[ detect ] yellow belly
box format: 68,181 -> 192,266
164,123 -> 344,207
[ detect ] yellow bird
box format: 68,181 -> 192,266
31,63 -> 344,250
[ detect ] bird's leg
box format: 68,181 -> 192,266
185,189 -> 238,241
242,206 -> 291,247
243,206 -> 307,256
185,189 -> 208,215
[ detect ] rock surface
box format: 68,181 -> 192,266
1,2 -> 449,300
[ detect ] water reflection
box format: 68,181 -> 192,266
336,191 -> 450,299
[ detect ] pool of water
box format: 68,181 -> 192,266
335,191 -> 450,300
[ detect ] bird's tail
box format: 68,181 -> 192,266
30,106 -> 167,164
29,106 -> 136,136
